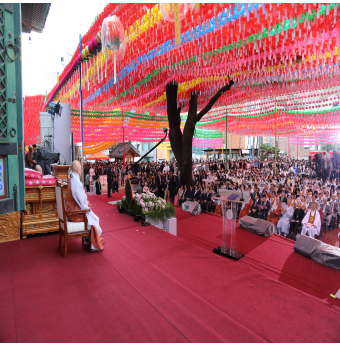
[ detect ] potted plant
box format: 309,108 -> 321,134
117,201 -> 124,213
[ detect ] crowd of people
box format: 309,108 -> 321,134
83,150 -> 340,241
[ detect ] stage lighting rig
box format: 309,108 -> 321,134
48,100 -> 63,118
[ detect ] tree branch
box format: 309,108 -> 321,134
195,80 -> 234,123
183,91 -> 197,137
166,81 -> 183,165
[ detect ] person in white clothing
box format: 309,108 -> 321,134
69,161 -> 104,252
301,202 -> 321,238
277,199 -> 294,236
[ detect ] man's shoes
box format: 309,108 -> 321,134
92,245 -> 104,252
83,236 -> 90,246
107,195 -> 112,198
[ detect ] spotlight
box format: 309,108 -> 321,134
47,100 -> 63,117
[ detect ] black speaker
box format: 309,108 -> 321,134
294,234 -> 340,270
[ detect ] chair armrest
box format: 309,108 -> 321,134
65,209 -> 90,215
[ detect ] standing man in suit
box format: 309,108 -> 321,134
106,163 -> 112,198
120,165 -> 126,186
156,171 -> 162,197
169,171 -> 175,202
213,161 -> 218,172
324,195 -> 337,229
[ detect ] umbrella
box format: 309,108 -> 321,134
86,152 -> 110,161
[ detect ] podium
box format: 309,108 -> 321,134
51,164 -> 70,180
212,191 -> 249,261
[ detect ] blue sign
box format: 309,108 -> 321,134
0,158 -> 4,196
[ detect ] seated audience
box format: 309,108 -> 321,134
267,196 -> 282,226
277,198 -> 294,236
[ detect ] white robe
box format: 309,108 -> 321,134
301,209 -> 321,238
70,172 -> 103,250
277,205 -> 294,235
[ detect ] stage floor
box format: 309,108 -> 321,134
1,196 -> 340,342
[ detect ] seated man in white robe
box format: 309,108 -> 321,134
277,198 -> 294,236
68,160 -> 104,252
301,202 -> 321,238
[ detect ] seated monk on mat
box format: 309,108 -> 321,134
238,198 -> 253,220
267,197 -> 282,226
66,160 -> 105,252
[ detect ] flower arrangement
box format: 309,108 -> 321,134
119,191 -> 175,222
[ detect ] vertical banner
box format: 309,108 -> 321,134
0,157 -> 6,198
174,3 -> 180,45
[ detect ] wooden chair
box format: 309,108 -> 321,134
55,181 -> 91,258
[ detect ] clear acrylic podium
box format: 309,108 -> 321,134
212,191 -> 249,260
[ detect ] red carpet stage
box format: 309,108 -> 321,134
1,196 -> 340,342
91,192 -> 125,203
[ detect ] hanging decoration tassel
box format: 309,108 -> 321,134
87,61 -> 89,91
105,47 -> 107,79
114,50 -> 117,84
100,51 -> 103,82
90,58 -> 92,89
97,54 -> 99,84
92,57 -> 95,86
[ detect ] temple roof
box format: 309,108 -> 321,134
21,3 -> 51,34
109,142 -> 140,158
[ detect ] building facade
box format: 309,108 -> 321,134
263,137 -> 310,159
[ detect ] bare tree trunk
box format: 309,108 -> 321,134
166,80 -> 234,186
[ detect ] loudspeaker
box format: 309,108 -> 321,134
294,234 -> 340,270
293,234 -> 319,259
239,216 -> 275,237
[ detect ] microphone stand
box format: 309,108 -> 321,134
126,128 -> 168,175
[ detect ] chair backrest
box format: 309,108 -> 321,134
55,181 -> 66,221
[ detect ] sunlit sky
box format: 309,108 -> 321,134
22,1 -> 109,97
